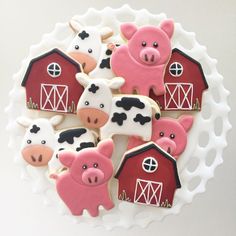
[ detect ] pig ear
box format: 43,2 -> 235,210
100,27 -> 113,40
160,19 -> 174,39
76,73 -> 90,87
59,151 -> 75,168
121,23 -> 138,40
69,18 -> 83,32
16,116 -> 32,128
50,115 -> 64,127
178,115 -> 194,132
97,139 -> 114,158
108,77 -> 125,89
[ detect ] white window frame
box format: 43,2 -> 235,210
169,62 -> 183,77
47,62 -> 62,78
142,157 -> 158,173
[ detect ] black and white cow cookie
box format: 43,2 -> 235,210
76,73 -> 161,141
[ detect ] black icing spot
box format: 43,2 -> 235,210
116,97 -> 145,111
111,112 -> 127,126
88,83 -> 99,93
105,49 -> 112,56
30,125 -> 40,134
99,58 -> 111,69
155,113 -> 161,120
133,114 -> 151,125
78,30 -> 89,40
76,142 -> 95,152
58,128 -> 87,144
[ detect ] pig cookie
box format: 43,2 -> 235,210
52,139 -> 114,217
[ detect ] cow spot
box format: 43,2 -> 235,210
58,128 -> 87,144
30,125 -> 40,134
99,58 -> 111,69
116,97 -> 145,111
76,142 -> 95,152
78,30 -> 89,40
105,49 -> 112,56
88,83 -> 99,93
111,112 -> 127,126
133,114 -> 151,125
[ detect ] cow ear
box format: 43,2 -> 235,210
50,115 -> 64,127
76,73 -> 90,88
120,23 -> 137,40
160,19 -> 174,39
69,18 -> 83,32
16,116 -> 32,128
97,139 -> 114,158
108,77 -> 125,89
100,27 -> 113,40
59,151 -> 75,168
178,115 -> 194,132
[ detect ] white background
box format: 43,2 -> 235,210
0,0 -> 235,235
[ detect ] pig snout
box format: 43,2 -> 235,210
140,48 -> 160,65
156,138 -> 176,156
82,168 -> 105,186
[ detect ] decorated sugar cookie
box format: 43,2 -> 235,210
76,73 -> 161,141
51,139 -> 114,217
128,115 -> 194,159
115,142 -> 181,208
111,20 -> 174,96
48,127 -> 98,174
21,48 -> 83,114
150,48 -> 208,111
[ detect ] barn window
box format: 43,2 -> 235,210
169,62 -> 183,77
47,62 -> 61,78
142,157 -> 158,173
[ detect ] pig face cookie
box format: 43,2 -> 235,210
111,20 -> 174,96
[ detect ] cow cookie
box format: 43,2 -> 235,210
6,5 -> 230,229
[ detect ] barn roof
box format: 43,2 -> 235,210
172,48 -> 208,89
21,48 -> 81,86
115,142 -> 181,188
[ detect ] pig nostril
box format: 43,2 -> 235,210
82,62 -> 86,69
167,147 -> 171,154
87,117 -> 91,123
145,54 -> 148,62
151,55 -> 154,62
95,176 -> 98,183
38,155 -> 43,162
94,118 -> 98,124
88,177 -> 92,184
31,155 -> 36,162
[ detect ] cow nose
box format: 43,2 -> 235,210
87,116 -> 98,124
31,154 -> 43,162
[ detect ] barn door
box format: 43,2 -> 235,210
164,83 -> 193,110
40,84 -> 68,112
134,179 -> 163,206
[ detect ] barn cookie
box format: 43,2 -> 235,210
51,139 -> 114,217
21,48 -> 83,114
76,73 -> 161,141
115,142 -> 181,208
111,20 -> 174,96
150,48 -> 208,111
128,115 -> 194,160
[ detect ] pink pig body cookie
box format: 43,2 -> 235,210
52,139 -> 114,217
111,20 -> 174,96
127,115 -> 194,159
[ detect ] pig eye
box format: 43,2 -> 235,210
93,163 -> 98,168
88,48 -> 93,53
142,41 -> 147,47
82,164 -> 88,170
159,132 -> 164,137
27,139 -> 32,144
170,133 -> 175,139
58,148 -> 64,151
75,45 -> 79,50
41,140 -> 46,144
153,42 -> 158,48
85,101 -> 89,106
100,104 -> 104,108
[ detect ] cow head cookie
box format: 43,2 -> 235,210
111,19 -> 174,96
17,115 -> 64,167
48,127 -> 98,174
51,139 -> 114,217
67,19 -> 113,74
76,73 -> 161,141
128,115 -> 194,159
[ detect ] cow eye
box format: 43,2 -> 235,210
142,41 -> 147,47
27,139 -> 32,144
75,45 -> 79,50
85,101 -> 89,106
41,140 -> 46,144
153,42 -> 158,48
100,104 -> 104,108
82,164 -> 88,170
170,134 -> 175,139
93,163 -> 98,168
88,48 -> 93,53
58,148 -> 64,151
159,132 -> 164,137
